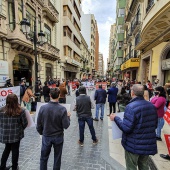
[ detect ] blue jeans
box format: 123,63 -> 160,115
40,135 -> 63,170
78,117 -> 97,143
95,103 -> 105,119
156,118 -> 164,138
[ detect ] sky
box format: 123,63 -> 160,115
81,0 -> 116,71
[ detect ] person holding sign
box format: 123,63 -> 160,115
36,88 -> 70,170
0,94 -> 28,170
110,84 -> 158,170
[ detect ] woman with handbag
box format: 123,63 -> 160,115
0,94 -> 28,170
22,86 -> 35,112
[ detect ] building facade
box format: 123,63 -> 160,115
81,13 -> 97,78
121,0 -> 170,85
121,0 -> 141,81
0,0 -> 60,87
59,0 -> 82,80
80,33 -> 91,79
95,22 -> 99,77
98,53 -> 104,78
112,0 -> 126,80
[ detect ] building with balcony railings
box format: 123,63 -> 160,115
98,53 -> 104,78
60,0 -> 82,80
120,0 -> 142,81
0,0 -> 60,87
112,0 -> 126,80
80,33 -> 91,79
81,13 -> 97,78
135,0 -> 170,86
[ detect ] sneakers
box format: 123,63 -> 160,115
100,118 -> 103,120
78,140 -> 83,147
93,118 -> 99,121
93,139 -> 98,145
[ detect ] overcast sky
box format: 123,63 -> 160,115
81,0 -> 116,71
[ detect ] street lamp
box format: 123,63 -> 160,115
20,18 -> 45,94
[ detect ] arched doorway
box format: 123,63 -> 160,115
13,55 -> 32,86
164,50 -> 170,84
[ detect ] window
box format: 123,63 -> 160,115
46,63 -> 52,78
8,0 -> 15,31
26,4 -> 36,37
44,24 -> 51,44
18,0 -> 23,22
146,0 -> 154,13
64,46 -> 72,57
63,26 -> 72,39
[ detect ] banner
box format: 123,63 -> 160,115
164,103 -> 170,124
81,82 -> 95,89
48,84 -> 56,88
95,82 -> 107,90
0,86 -> 20,108
164,134 -> 170,155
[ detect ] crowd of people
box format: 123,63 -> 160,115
0,76 -> 170,170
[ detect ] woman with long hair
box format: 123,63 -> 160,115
150,86 -> 166,141
0,94 -> 28,170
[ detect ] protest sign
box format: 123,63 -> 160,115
164,103 -> 170,125
35,102 -> 71,124
95,82 -> 107,90
81,82 -> 95,89
112,112 -> 124,140
25,110 -> 35,128
164,134 -> 170,155
0,86 -> 20,108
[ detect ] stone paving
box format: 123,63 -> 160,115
0,92 -> 125,170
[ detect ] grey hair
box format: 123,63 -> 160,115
131,84 -> 144,97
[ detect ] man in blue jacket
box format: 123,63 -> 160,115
94,84 -> 107,121
110,84 -> 158,170
107,82 -> 118,116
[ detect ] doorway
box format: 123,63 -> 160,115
13,55 -> 32,86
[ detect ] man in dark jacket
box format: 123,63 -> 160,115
93,85 -> 107,121
37,88 -> 70,170
42,81 -> 50,102
73,86 -> 98,147
110,84 -> 158,170
107,82 -> 118,115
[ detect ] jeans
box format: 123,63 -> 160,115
109,102 -> 116,114
125,150 -> 149,170
78,117 -> 97,143
95,103 -> 105,119
0,141 -> 20,170
40,135 -> 63,170
156,117 -> 164,138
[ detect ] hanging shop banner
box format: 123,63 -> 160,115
164,103 -> 170,125
95,82 -> 107,90
0,86 -> 20,108
164,134 -> 170,155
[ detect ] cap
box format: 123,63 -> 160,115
21,77 -> 25,81
6,78 -> 11,81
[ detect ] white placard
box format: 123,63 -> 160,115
35,102 -> 71,125
25,110 -> 35,128
0,61 -> 9,74
112,112 -> 124,140
0,86 -> 20,108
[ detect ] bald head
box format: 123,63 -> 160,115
131,84 -> 144,97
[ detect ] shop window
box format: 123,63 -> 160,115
26,4 -> 36,37
44,24 -> 51,44
8,0 -> 15,31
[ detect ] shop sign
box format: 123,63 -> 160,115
162,59 -> 170,70
164,134 -> 170,155
0,60 -> 8,74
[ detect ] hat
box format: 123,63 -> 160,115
6,78 -> 11,81
21,77 -> 25,81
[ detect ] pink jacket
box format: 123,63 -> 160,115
151,96 -> 166,118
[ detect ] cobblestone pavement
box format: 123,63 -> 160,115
0,92 -> 125,170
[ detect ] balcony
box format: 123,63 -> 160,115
146,0 -> 154,13
126,28 -> 132,42
131,15 -> 141,35
43,0 -> 59,23
122,38 -> 127,50
42,43 -> 60,61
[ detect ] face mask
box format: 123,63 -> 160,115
154,92 -> 159,96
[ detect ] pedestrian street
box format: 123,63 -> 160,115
0,91 -> 125,170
